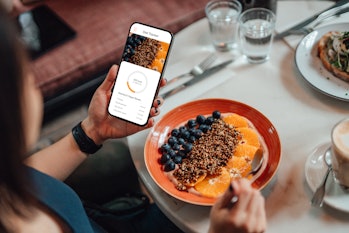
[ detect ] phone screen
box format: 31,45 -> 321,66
108,22 -> 173,126
16,5 -> 76,60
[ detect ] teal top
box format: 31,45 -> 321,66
26,166 -> 105,233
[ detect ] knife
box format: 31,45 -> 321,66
161,59 -> 233,99
275,0 -> 349,40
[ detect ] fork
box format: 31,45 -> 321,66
166,53 -> 217,85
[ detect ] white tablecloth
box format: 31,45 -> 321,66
127,1 -> 349,232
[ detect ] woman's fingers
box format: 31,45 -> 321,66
149,97 -> 164,117
99,65 -> 118,92
231,179 -> 253,213
214,181 -> 239,209
160,78 -> 167,87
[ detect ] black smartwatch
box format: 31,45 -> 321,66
72,122 -> 102,154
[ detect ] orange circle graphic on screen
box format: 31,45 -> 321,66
127,71 -> 147,93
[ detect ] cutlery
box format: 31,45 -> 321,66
287,6 -> 349,36
311,148 -> 332,207
166,53 -> 217,85
245,148 -> 264,177
161,59 -> 233,99
275,0 -> 349,40
229,148 -> 264,206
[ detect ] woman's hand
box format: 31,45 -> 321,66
208,179 -> 266,233
82,65 -> 165,144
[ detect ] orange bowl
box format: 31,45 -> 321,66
144,98 -> 281,206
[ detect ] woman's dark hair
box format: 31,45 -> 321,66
0,4 -> 34,230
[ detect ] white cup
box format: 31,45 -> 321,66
331,118 -> 349,191
205,0 -> 242,52
238,8 -> 276,64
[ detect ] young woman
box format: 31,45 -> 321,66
0,5 -> 266,233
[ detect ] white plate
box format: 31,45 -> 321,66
295,23 -> 349,101
305,142 -> 349,212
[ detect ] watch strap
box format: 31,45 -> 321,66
72,122 -> 102,154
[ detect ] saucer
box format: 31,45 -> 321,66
305,143 -> 349,212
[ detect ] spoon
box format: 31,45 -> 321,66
229,149 -> 264,206
311,148 -> 332,207
246,148 -> 264,177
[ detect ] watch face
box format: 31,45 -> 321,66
16,5 -> 76,60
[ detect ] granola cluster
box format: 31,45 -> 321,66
173,119 -> 241,191
130,38 -> 160,68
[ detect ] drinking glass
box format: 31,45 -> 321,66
205,0 -> 242,52
238,8 -> 276,64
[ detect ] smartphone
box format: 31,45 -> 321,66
108,22 -> 173,126
16,5 -> 76,60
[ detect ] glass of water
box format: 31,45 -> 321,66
238,8 -> 276,64
205,0 -> 242,52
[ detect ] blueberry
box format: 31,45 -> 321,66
188,135 -> 196,143
135,38 -> 142,45
178,138 -> 186,145
160,143 -> 171,153
126,44 -> 133,50
205,116 -> 214,125
177,150 -> 186,157
181,130 -> 191,140
160,153 -> 171,164
171,128 -> 180,137
168,149 -> 176,158
212,110 -> 221,119
164,160 -> 176,172
199,124 -> 209,133
168,136 -> 178,146
183,143 -> 193,153
173,156 -> 182,164
188,128 -> 196,136
196,115 -> 206,124
172,143 -> 180,151
187,119 -> 197,128
194,129 -> 203,139
179,126 -> 187,134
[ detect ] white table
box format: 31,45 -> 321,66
127,1 -> 349,232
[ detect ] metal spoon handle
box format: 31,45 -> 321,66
311,167 -> 332,207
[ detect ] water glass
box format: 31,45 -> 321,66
205,0 -> 242,52
331,118 -> 349,192
238,8 -> 276,64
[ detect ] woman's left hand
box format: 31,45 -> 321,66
81,65 -> 165,144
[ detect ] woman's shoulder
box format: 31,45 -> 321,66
6,205 -> 70,233
25,166 -> 96,233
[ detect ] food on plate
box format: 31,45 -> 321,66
194,167 -> 231,198
158,111 -> 267,198
149,42 -> 169,72
318,31 -> 349,81
122,33 -> 169,72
